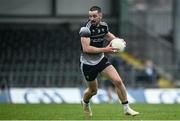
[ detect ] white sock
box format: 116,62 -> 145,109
123,103 -> 129,110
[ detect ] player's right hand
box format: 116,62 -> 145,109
105,43 -> 119,53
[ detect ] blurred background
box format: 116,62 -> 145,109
0,0 -> 180,104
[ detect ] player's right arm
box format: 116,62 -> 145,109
80,27 -> 117,53
81,37 -> 114,53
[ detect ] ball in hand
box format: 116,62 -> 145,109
111,38 -> 126,52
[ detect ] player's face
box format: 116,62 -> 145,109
89,10 -> 102,26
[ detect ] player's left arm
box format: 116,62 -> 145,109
104,32 -> 127,48
104,32 -> 117,41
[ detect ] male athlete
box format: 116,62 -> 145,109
79,6 -> 139,116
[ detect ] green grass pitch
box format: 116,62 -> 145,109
0,103 -> 180,120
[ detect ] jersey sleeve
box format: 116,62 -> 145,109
104,22 -> 109,34
79,27 -> 91,37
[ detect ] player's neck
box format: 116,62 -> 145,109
93,23 -> 100,27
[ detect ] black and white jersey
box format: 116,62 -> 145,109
79,20 -> 109,65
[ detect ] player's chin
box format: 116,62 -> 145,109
91,22 -> 97,26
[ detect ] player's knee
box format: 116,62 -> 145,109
113,78 -> 123,87
92,90 -> 97,95
90,89 -> 97,95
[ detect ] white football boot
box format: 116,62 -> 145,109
124,107 -> 139,116
81,100 -> 92,116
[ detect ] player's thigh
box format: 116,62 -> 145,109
86,79 -> 98,92
101,65 -> 122,82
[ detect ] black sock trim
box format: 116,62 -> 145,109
83,100 -> 89,104
122,101 -> 128,104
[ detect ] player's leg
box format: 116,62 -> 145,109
101,65 -> 139,116
83,80 -> 98,103
101,65 -> 127,103
81,80 -> 98,116
80,62 -> 98,116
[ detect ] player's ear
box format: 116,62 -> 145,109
99,13 -> 102,19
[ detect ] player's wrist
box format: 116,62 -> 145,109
101,47 -> 109,53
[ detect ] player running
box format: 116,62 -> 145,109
79,6 -> 139,116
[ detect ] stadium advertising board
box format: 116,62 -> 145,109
145,89 -> 180,104
1,88 -> 180,104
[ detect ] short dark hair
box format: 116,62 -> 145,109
89,6 -> 101,13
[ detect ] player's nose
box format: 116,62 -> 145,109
90,18 -> 94,21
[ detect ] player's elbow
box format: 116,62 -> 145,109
82,46 -> 92,53
82,45 -> 100,53
82,47 -> 89,53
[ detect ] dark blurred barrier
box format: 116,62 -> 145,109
0,23 -> 82,87
0,22 -> 179,88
